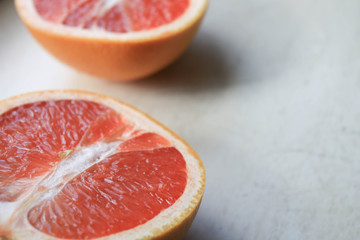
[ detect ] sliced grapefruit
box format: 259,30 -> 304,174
15,0 -> 208,81
0,90 -> 205,239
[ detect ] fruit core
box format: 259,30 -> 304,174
33,0 -> 190,33
0,100 -> 187,239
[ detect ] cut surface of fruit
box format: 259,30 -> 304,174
15,0 -> 208,81
0,90 -> 205,240
34,0 -> 190,33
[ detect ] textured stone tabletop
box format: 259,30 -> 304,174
1,0 -> 360,239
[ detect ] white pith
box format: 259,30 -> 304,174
15,0 -> 207,41
103,0 -> 121,10
0,90 -> 205,240
31,141 -> 120,204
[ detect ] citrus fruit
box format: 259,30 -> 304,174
0,90 -> 205,239
15,0 -> 208,81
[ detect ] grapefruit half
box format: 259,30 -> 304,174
0,90 -> 205,239
15,0 -> 209,81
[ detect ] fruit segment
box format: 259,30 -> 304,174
33,0 -> 190,32
118,132 -> 171,152
0,100 -> 117,202
28,147 -> 186,239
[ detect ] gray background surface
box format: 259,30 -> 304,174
1,0 -> 360,239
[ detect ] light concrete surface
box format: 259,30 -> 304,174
1,0 -> 360,239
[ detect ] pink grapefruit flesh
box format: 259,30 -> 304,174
33,0 -> 190,32
0,100 -> 187,239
